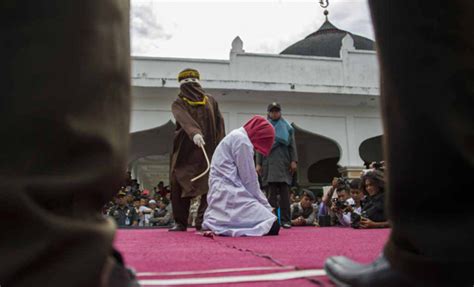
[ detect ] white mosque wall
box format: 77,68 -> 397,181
230,53 -> 344,87
132,41 -> 379,96
130,36 -> 382,172
129,93 -> 383,168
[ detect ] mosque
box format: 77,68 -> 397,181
128,12 -> 383,191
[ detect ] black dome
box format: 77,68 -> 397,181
280,19 -> 375,58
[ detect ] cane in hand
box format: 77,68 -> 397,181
191,145 -> 210,182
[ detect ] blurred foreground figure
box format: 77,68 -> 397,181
0,1 -> 137,286
324,1 -> 474,286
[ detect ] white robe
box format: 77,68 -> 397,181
203,128 -> 277,237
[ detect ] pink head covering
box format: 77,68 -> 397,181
243,116 -> 275,156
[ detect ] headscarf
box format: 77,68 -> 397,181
243,116 -> 275,157
269,118 -> 293,146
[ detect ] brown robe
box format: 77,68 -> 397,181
170,86 -> 225,198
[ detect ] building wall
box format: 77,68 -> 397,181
130,92 -> 383,168
129,36 -> 382,188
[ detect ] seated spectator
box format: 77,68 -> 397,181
348,178 -> 364,214
331,185 -> 356,227
108,191 -> 138,227
148,199 -> 158,213
352,170 -> 389,229
141,189 -> 150,199
157,181 -> 170,198
138,197 -> 152,226
125,192 -> 134,205
318,177 -> 350,226
291,189 -> 317,226
124,171 -> 133,187
149,198 -> 173,227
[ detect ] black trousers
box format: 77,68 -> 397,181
267,182 -> 291,224
265,220 -> 280,236
171,179 -> 208,228
369,0 -> 473,284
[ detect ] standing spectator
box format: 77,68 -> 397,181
108,191 -> 138,227
256,102 -> 298,229
291,189 -> 317,226
169,68 -> 226,231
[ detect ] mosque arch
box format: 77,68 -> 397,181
307,158 -> 341,184
128,120 -> 175,190
128,120 -> 175,164
359,135 -> 384,165
292,123 -> 341,186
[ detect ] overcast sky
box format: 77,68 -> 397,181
131,0 -> 374,59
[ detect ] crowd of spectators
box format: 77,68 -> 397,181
281,161 -> 388,229
105,161 -> 388,230
103,172 -> 173,228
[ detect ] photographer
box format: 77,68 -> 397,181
352,170 -> 389,229
317,177 -> 349,226
330,185 -> 356,227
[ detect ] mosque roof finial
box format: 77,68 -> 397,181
319,0 -> 329,9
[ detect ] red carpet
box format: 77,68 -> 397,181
114,227 -> 390,286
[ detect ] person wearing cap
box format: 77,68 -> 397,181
169,68 -> 226,231
290,189 -> 317,226
203,116 -> 280,236
256,102 -> 298,229
108,191 -> 139,227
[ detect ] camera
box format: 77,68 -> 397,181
332,198 -> 353,210
351,211 -> 367,229
351,213 -> 362,228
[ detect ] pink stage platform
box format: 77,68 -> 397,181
114,227 -> 390,286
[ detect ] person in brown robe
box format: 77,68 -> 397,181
169,68 -> 225,231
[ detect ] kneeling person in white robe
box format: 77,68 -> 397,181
203,116 -> 280,236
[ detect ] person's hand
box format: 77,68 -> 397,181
331,177 -> 338,188
359,217 -> 375,229
331,205 -> 343,215
297,216 -> 305,225
193,133 -> 205,148
256,164 -> 262,175
289,161 -> 297,175
291,218 -> 304,226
